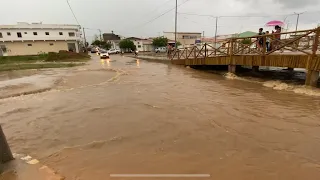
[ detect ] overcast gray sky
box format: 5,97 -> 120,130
1,0 -> 320,42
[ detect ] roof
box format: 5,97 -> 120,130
125,37 -> 144,40
201,38 -> 227,43
237,31 -> 257,38
163,32 -> 202,35
0,22 -> 80,30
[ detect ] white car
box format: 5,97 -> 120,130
100,50 -> 110,59
155,47 -> 167,53
108,49 -> 121,54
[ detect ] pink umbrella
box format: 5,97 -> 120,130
266,20 -> 284,27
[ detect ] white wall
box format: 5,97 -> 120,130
0,24 -> 81,42
0,29 -> 80,41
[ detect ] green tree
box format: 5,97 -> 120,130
119,39 -> 136,51
176,41 -> 182,47
91,40 -> 112,50
91,40 -> 101,46
101,41 -> 112,50
241,38 -> 252,45
152,37 -> 168,47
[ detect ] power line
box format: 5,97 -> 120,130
178,10 -> 320,18
136,0 -> 192,29
178,12 -> 295,18
66,0 -> 80,25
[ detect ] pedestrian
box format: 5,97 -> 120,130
257,28 -> 265,51
266,31 -> 271,52
272,25 -> 282,52
167,44 -> 172,59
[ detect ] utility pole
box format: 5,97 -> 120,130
98,29 -> 102,41
174,0 -> 178,48
294,12 -> 305,31
214,17 -> 218,48
83,27 -> 87,48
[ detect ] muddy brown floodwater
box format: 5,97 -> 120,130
1,55 -> 320,180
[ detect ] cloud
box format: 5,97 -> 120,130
0,0 -> 319,41
274,0 -> 319,8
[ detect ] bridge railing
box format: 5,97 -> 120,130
171,27 -> 320,60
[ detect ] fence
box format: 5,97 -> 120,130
171,27 -> 320,60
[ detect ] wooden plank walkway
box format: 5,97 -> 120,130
171,27 -> 320,86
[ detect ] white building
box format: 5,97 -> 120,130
0,22 -> 81,56
126,37 -> 154,52
163,32 -> 202,48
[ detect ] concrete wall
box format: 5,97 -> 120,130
0,23 -> 81,42
0,40 -> 79,56
163,32 -> 201,47
133,40 -> 153,52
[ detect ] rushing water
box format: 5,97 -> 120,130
1,55 -> 320,180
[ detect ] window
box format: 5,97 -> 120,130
45,32 -> 49,35
138,45 -> 141,48
68,32 -> 75,37
33,32 -> 38,35
137,42 -> 140,44
24,32 -> 27,34
27,44 -> 32,46
49,43 -> 54,46
17,32 -> 22,38
182,35 -> 198,39
59,32 -> 63,35
7,32 -> 11,36
0,33 -> 2,38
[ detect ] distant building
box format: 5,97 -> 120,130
125,37 -> 153,52
102,32 -> 122,49
0,22 -> 81,56
163,32 -> 202,47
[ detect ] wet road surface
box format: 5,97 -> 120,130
1,55 -> 320,180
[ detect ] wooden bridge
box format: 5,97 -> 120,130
171,27 -> 320,87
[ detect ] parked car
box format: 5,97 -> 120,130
91,47 -> 98,53
155,47 -> 167,53
108,49 -> 121,54
100,50 -> 110,59
97,48 -> 107,55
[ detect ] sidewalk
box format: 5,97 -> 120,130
1,154 -> 64,180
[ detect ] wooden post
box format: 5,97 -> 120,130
204,43 -> 207,65
0,125 -> 14,166
305,27 -> 320,87
185,48 -> 188,60
228,39 -> 236,73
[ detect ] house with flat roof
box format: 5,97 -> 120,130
0,22 -> 81,56
125,37 -> 153,52
163,32 -> 202,47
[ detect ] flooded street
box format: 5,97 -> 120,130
1,55 -> 320,180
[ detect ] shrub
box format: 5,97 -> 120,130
45,51 -> 90,61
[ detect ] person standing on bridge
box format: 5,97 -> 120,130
272,25 -> 282,52
266,31 -> 271,52
257,28 -> 265,52
167,44 -> 173,59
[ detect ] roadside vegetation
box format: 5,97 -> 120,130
0,51 -> 90,71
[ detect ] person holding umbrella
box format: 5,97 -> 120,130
272,25 -> 282,52
266,20 -> 284,52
